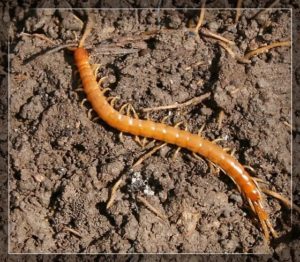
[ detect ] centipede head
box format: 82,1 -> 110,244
74,47 -> 89,66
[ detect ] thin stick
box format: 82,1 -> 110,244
20,32 -> 56,45
194,0 -> 206,33
217,110 -> 224,130
200,28 -> 235,46
253,0 -> 280,19
106,177 -> 123,209
261,188 -> 300,213
64,226 -> 82,238
243,41 -> 291,60
132,143 -> 167,168
217,41 -> 251,64
47,43 -> 78,54
142,93 -> 210,112
235,0 -> 243,23
283,121 -> 292,129
218,41 -> 236,58
137,195 -> 168,221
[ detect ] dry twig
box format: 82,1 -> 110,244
194,0 -> 206,33
137,195 -> 168,221
235,0 -> 243,23
243,41 -> 291,60
106,177 -> 123,209
142,93 -> 210,112
200,28 -> 235,45
261,188 -> 300,213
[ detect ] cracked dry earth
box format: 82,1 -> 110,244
9,9 -> 292,253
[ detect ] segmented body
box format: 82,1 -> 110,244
74,47 -> 273,240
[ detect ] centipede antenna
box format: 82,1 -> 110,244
79,12 -> 95,48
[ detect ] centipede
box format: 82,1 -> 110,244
70,14 -> 285,243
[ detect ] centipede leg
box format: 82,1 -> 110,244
120,103 -> 144,147
88,108 -> 93,119
191,124 -> 206,162
74,85 -> 84,92
107,96 -> 120,108
118,103 -> 142,145
91,63 -> 101,77
101,87 -> 111,95
210,138 -> 230,174
139,113 -> 169,149
80,98 -> 88,107
98,76 -> 108,87
118,103 -> 130,143
192,123 -> 219,171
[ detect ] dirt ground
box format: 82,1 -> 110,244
8,7 -> 296,254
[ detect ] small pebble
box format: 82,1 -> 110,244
256,78 -> 269,89
208,21 -> 220,31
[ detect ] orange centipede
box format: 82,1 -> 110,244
72,15 -> 280,242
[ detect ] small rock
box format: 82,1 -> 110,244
100,160 -> 124,177
256,78 -> 269,89
256,13 -> 268,26
19,95 -> 44,120
208,21 -> 220,31
87,166 -> 97,177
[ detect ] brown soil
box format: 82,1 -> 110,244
9,8 -> 294,253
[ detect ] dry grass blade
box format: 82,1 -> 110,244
133,143 -> 167,168
243,41 -> 291,60
217,40 -> 252,64
235,0 -> 243,23
217,110 -> 224,130
142,93 -> 210,112
200,28 -> 235,45
20,32 -> 56,45
107,177 -> 123,209
137,195 -> 168,221
63,226 -> 82,238
194,0 -> 206,33
253,0 -> 280,19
